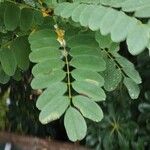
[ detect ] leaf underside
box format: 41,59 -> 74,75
54,2 -> 150,55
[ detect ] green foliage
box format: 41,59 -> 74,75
86,99 -> 139,150
73,0 -> 150,18
123,77 -> 140,99
64,107 -> 87,141
0,0 -> 149,145
0,36 -> 30,80
20,8 -> 34,31
4,3 -> 21,31
0,47 -> 17,76
55,1 -> 150,55
86,51 -> 150,150
102,58 -> 122,91
29,29 -> 105,141
11,36 -> 30,71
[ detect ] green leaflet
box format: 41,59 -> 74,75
36,82 -> 67,110
70,46 -> 100,56
30,38 -> 59,50
79,5 -> 95,27
72,81 -> 106,101
102,58 -> 122,91
54,2 -> 69,16
127,24 -> 150,55
0,64 -> 10,84
123,77 -> 140,99
67,34 -> 98,48
134,6 -> 150,18
33,10 -> 43,25
11,36 -> 30,71
29,47 -> 61,63
110,13 -> 137,42
4,3 -> 20,31
70,55 -> 106,72
39,96 -> 70,124
60,3 -> 79,18
73,96 -> 103,122
0,48 -> 17,76
28,29 -> 57,42
31,70 -> 66,89
71,4 -> 87,22
20,8 -> 34,31
0,2 -> 5,21
64,107 -> 87,141
72,69 -> 104,87
32,59 -> 64,76
88,6 -> 107,31
99,8 -> 118,35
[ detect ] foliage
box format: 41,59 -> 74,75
0,0 -> 149,145
86,52 -> 150,149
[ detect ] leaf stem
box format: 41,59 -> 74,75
54,25 -> 72,100
63,47 -> 72,100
